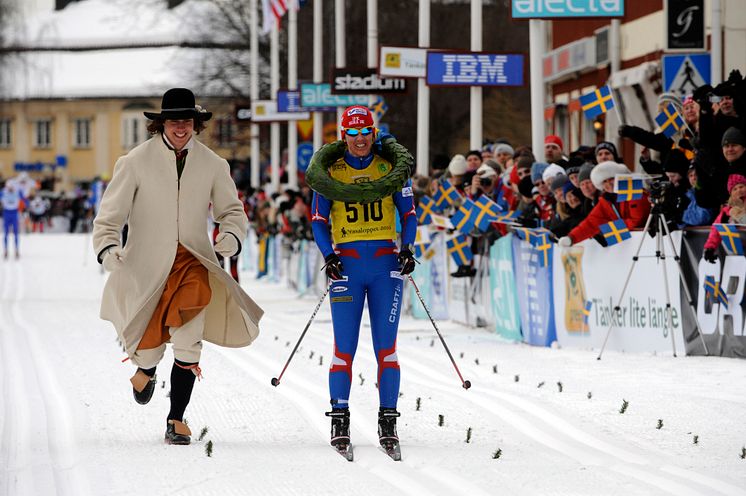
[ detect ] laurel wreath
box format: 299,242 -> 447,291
305,136 -> 414,204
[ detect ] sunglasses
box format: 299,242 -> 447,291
344,126 -> 375,137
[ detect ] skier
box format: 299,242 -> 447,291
2,180 -> 25,259
309,105 -> 417,459
92,88 -> 264,445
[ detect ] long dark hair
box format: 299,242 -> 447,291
147,118 -> 207,135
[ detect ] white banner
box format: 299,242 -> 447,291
379,46 -> 427,78
251,100 -> 311,122
553,231 -> 686,354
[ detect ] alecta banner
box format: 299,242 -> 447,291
511,0 -> 624,18
426,52 -> 525,87
300,83 -> 369,108
553,232 -> 686,354
512,236 -> 555,347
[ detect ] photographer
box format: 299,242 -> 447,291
558,162 -> 650,247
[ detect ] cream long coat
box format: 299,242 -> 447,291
92,135 -> 263,358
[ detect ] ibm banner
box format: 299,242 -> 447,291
553,232 -> 686,354
426,52 -> 525,87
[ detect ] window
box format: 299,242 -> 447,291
34,119 -> 52,149
0,119 -> 11,148
122,113 -> 148,149
74,118 -> 91,148
216,118 -> 234,147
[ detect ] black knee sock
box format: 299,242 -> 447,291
139,366 -> 156,378
168,359 -> 197,422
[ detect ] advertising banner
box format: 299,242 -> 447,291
680,229 -> 746,358
379,46 -> 428,78
300,83 -> 369,108
666,0 -> 705,51
426,52 -> 525,87
251,100 -> 310,122
489,235 -> 522,341
512,236 -> 556,347
554,232 -> 686,354
410,256 -> 432,320
277,89 -> 335,113
331,68 -> 408,95
511,0 -> 624,19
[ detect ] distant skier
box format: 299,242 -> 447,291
307,105 -> 416,459
92,88 -> 263,445
2,180 -> 25,259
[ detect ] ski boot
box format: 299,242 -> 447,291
325,408 -> 353,461
378,408 -> 401,461
130,368 -> 157,405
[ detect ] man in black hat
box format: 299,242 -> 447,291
93,88 -> 263,445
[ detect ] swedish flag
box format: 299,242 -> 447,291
371,95 -> 388,121
447,234 -> 473,266
615,175 -> 644,202
533,232 -> 553,267
583,300 -> 593,325
515,226 -> 551,245
433,179 -> 460,210
416,196 -> 436,225
493,210 -> 520,225
472,195 -> 503,232
579,85 -> 615,119
714,223 -> 744,256
655,103 -> 685,138
704,275 -> 728,308
599,219 -> 631,246
451,198 -> 477,233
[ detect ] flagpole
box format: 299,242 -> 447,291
250,0 -> 260,188
417,0 -> 430,177
313,0 -> 323,152
609,86 -> 624,126
287,4 -> 299,190
270,21 -> 280,193
335,0 -> 346,138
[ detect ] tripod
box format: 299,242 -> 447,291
597,202 -> 710,360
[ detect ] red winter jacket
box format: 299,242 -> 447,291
568,193 -> 651,244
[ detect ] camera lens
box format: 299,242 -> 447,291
480,178 -> 492,187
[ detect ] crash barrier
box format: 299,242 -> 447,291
245,228 -> 746,358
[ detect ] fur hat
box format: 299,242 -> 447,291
144,88 -> 212,121
494,143 -> 515,156
518,175 -> 535,198
531,162 -> 550,184
722,127 -> 746,147
545,135 -> 564,151
591,161 -> 630,190
483,159 -> 503,174
542,164 -> 566,184
448,154 -> 468,175
578,163 -> 595,184
727,174 -> 746,193
476,163 -> 497,178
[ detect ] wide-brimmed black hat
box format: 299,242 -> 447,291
144,88 -> 212,121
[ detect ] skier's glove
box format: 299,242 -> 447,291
214,232 -> 239,257
102,246 -> 125,272
397,247 -> 416,276
323,253 -> 344,280
703,248 -> 718,264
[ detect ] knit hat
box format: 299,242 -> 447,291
721,127 -> 746,147
448,154 -> 468,175
727,174 -> 746,193
563,182 -> 583,202
518,175 -> 535,198
340,105 -> 374,129
476,163 -> 497,178
531,162 -> 550,184
542,164 -> 566,184
550,174 -> 569,192
664,148 -> 691,176
578,163 -> 595,184
595,141 -> 620,162
545,135 -> 564,151
494,143 -> 515,156
566,165 -> 581,176
591,161 -> 630,190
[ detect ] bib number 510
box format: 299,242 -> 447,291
345,200 -> 383,223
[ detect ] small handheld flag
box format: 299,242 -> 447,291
579,85 -> 615,120
714,224 -> 744,256
446,234 -> 473,266
472,195 -> 502,232
433,179 -> 460,210
493,210 -> 520,225
599,219 -> 631,246
704,275 -> 728,308
655,103 -> 685,138
533,233 -> 553,267
450,198 -> 477,234
416,196 -> 437,225
614,175 -> 644,202
583,300 -> 593,325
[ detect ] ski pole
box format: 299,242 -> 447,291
271,284 -> 331,387
408,275 -> 472,390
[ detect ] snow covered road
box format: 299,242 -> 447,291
1,234 -> 745,495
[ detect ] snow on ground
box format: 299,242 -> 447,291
1,234 -> 746,496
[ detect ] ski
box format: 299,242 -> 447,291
333,443 -> 354,462
381,441 -> 401,461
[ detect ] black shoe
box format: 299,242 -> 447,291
450,265 -> 476,278
325,408 -> 350,447
165,419 -> 191,445
378,408 -> 400,447
130,369 -> 157,405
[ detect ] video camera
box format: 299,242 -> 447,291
647,177 -> 672,204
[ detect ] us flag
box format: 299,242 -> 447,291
262,0 -> 305,33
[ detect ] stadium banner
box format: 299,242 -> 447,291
512,235 -> 556,347
489,235 -> 522,341
554,231 -> 686,354
679,229 -> 746,358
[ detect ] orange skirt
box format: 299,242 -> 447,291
138,244 -> 212,350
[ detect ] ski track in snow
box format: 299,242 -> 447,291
2,234 -> 746,496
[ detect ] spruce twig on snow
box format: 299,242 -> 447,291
656,419 -> 663,430
693,435 -> 699,444
474,358 -> 479,365
537,382 -> 545,388
198,427 -> 209,442
619,399 -> 629,414
359,373 -> 365,386
161,381 -> 166,389
318,356 -> 323,366
465,427 -> 472,443
492,448 -> 502,459
557,382 -> 563,393
309,350 -> 314,359
740,447 -> 746,459
438,414 -> 444,427
492,365 -> 498,374
460,352 -> 464,359
274,335 -> 278,341
514,375 -> 520,383
205,440 -> 213,457
587,392 -> 592,399
416,397 -> 421,411
430,339 -> 434,347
